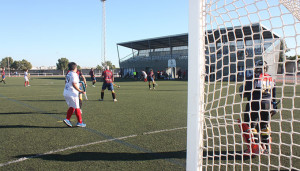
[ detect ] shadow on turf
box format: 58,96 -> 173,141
203,151 -> 250,160
0,112 -> 65,115
20,100 -> 65,102
16,150 -> 186,161
0,125 -> 68,129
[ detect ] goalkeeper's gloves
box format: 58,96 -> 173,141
272,101 -> 278,109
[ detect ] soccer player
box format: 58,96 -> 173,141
24,69 -> 30,87
241,60 -> 276,155
141,70 -> 147,82
77,69 -> 87,109
63,62 -> 86,127
99,66 -> 117,102
89,68 -> 96,87
147,69 -> 156,90
0,68 -> 6,84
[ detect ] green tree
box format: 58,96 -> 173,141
10,61 -> 21,70
0,57 -> 13,69
19,59 -> 32,70
96,65 -> 103,71
102,61 -> 116,69
56,58 -> 69,75
286,55 -> 300,60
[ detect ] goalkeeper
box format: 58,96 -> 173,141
241,60 -> 277,155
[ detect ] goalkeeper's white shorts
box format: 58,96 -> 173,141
64,95 -> 80,108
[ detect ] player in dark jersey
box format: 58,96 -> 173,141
0,68 -> 6,84
147,69 -> 156,90
99,66 -> 117,102
241,60 -> 277,155
89,68 -> 96,87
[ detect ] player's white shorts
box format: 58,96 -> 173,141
24,76 -> 29,82
64,95 -> 80,108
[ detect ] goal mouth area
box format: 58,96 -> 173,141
187,0 -> 300,170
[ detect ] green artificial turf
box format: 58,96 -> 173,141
0,77 -> 299,170
0,77 -> 187,171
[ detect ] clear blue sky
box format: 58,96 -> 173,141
0,0 -> 188,68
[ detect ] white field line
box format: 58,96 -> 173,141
0,127 -> 187,167
143,127 -> 187,135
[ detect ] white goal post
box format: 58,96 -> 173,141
187,0 -> 300,170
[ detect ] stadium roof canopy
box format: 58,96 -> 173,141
117,23 -> 280,51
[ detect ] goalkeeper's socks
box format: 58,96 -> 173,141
66,107 -> 75,120
112,92 -> 116,99
75,108 -> 82,123
101,92 -> 104,99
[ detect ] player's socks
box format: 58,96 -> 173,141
75,108 -> 82,123
3,80 -> 5,84
149,85 -> 151,89
66,107 -> 75,120
101,92 -> 104,99
112,92 -> 116,99
153,84 -> 155,88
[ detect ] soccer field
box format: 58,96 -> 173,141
0,77 -> 299,170
0,77 -> 187,170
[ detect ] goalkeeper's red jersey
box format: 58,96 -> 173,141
102,70 -> 113,83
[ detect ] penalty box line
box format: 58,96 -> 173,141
0,127 -> 187,168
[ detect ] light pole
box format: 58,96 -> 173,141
101,0 -> 106,66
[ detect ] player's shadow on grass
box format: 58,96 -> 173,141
203,150 -> 248,161
20,100 -> 65,102
17,150 -> 186,161
0,125 -> 68,129
0,112 -> 65,115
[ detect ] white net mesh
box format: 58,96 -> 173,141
202,0 -> 300,170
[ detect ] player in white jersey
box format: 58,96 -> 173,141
63,62 -> 86,127
141,70 -> 147,82
24,69 -> 30,87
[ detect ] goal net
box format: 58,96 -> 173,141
187,0 -> 300,170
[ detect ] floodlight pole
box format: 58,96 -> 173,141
101,0 -> 106,66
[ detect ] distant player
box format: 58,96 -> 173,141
240,60 -> 277,155
89,68 -> 96,87
147,69 -> 156,90
141,70 -> 147,82
99,66 -> 117,102
0,68 -> 6,84
77,69 -> 87,109
63,62 -> 86,127
24,69 -> 30,87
